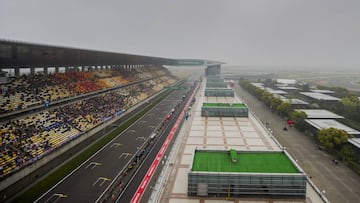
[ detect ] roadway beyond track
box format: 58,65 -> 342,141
234,84 -> 360,203
35,87 -> 190,203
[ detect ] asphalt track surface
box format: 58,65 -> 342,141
35,88 -> 189,203
117,87 -> 193,203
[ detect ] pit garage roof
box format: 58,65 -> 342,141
300,92 -> 340,101
276,79 -> 297,85
265,88 -> 287,95
281,98 -> 309,105
310,89 -> 335,94
348,138 -> 360,149
0,39 -> 223,68
278,86 -> 299,91
305,119 -> 360,135
250,82 -> 264,88
295,109 -> 344,119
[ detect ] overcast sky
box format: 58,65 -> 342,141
1,0 -> 360,68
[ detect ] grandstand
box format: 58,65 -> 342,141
0,39 -> 228,202
0,40 -> 196,203
0,69 -> 177,179
0,66 -> 168,114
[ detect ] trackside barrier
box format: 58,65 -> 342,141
130,83 -> 199,203
307,177 -> 330,203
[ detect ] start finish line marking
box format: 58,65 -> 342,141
44,193 -> 67,203
93,177 -> 111,187
119,153 -> 132,159
85,162 -> 102,170
111,143 -> 123,148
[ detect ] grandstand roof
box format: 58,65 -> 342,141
0,39 -> 223,68
305,119 -> 360,135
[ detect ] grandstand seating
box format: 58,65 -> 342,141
0,66 -> 169,114
0,68 -> 177,178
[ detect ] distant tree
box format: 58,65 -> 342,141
254,88 -> 264,98
338,96 -> 360,121
318,128 -> 349,150
270,97 -> 282,111
290,111 -> 308,131
317,85 -> 350,98
261,91 -> 272,106
277,101 -> 291,117
341,144 -> 355,162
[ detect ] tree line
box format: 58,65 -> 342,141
239,79 -> 359,174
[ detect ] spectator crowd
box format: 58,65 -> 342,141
0,66 -> 177,179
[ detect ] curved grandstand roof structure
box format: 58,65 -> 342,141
0,39 -> 224,68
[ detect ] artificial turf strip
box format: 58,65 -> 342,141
202,103 -> 246,108
192,151 -> 299,173
13,88 -> 175,203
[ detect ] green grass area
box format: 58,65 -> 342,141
13,87 -> 177,203
202,102 -> 246,108
192,151 -> 299,173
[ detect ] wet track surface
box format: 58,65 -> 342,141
35,88 -> 189,203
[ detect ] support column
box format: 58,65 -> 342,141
44,67 -> 48,75
55,66 -> 59,73
30,67 -> 35,76
14,67 -> 20,77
